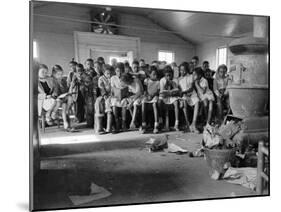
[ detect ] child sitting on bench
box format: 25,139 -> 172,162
95,66 -> 113,134
213,64 -> 230,123
111,63 -> 129,133
178,62 -> 200,133
140,66 -> 160,134
194,67 -> 215,126
159,66 -> 180,131
120,73 -> 143,130
38,64 -> 56,126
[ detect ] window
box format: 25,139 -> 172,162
33,41 -> 38,59
158,51 -> 175,64
109,56 -> 128,63
216,47 -> 227,67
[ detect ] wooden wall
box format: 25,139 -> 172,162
33,3 -> 195,74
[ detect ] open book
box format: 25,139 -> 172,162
112,87 -> 129,101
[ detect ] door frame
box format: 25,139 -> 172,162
74,31 -> 141,63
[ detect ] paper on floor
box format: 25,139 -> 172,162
69,183 -> 111,206
145,135 -> 168,152
166,143 -> 188,154
223,167 -> 257,190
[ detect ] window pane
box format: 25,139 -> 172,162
33,41 -> 38,59
217,47 -> 227,66
158,51 -> 174,64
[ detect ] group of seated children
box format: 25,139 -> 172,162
37,55 -> 230,134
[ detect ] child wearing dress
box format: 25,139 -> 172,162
38,64 -> 56,125
213,64 -> 229,122
178,62 -> 200,133
51,65 -> 77,132
120,73 -> 143,130
194,67 -> 215,125
95,67 -> 113,134
159,65 -> 180,131
111,63 -> 129,132
140,66 -> 160,134
171,62 -> 180,84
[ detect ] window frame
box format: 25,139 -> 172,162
216,46 -> 228,68
158,50 -> 175,64
33,40 -> 38,59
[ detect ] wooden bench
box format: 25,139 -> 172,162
256,141 -> 269,195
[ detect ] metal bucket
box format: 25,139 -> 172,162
204,148 -> 236,175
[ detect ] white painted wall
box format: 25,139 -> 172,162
33,3 -> 90,73
118,13 -> 195,64
34,32 -> 75,73
195,33 -> 252,70
33,4 -> 195,74
195,38 -> 233,71
141,42 -> 194,65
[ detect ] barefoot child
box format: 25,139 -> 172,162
111,63 -> 129,132
194,67 -> 215,125
202,61 -> 215,91
159,66 -> 180,131
140,66 -> 160,134
213,64 -> 229,122
51,65 -> 77,132
178,62 -> 200,133
120,73 -> 143,130
95,67 -> 113,133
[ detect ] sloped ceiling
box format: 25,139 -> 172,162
33,1 -> 255,44
112,7 -> 254,44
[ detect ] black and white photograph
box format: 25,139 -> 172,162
29,0 -> 269,211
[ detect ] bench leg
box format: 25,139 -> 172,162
165,109 -> 169,131
42,115 -> 45,133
